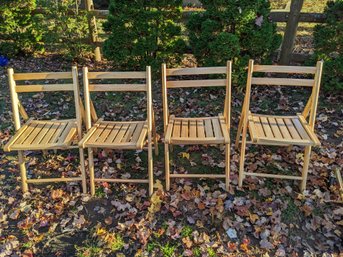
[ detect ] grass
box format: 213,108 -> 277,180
281,196 -> 301,223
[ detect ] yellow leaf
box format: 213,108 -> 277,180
180,152 -> 190,160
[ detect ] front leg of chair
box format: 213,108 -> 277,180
300,146 -> 312,192
165,143 -> 170,191
18,151 -> 28,193
148,137 -> 154,196
152,113 -> 159,156
238,123 -> 248,188
79,148 -> 87,194
88,148 -> 95,196
225,143 -> 230,191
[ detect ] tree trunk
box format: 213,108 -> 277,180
279,0 -> 304,65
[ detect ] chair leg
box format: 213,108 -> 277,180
148,140 -> 154,196
88,148 -> 95,196
18,151 -> 28,193
300,146 -> 312,192
165,143 -> 170,191
225,144 -> 230,191
238,123 -> 248,188
152,112 -> 159,156
79,148 -> 87,194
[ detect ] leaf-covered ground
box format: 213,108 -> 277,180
0,56 -> 342,257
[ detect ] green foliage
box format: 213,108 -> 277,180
103,0 -> 186,71
160,242 -> 176,257
181,225 -> 193,238
187,0 -> 281,87
313,0 -> 343,91
39,0 -> 92,61
0,0 -> 44,56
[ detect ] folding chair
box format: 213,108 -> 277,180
4,67 -> 87,193
235,60 -> 323,191
79,66 -> 158,196
162,61 -> 232,191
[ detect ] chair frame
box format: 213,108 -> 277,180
4,67 -> 87,193
235,59 -> 323,191
80,66 -> 158,196
162,61 -> 232,191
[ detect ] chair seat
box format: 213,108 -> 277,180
165,115 -> 230,145
79,120 -> 148,149
248,113 -> 320,146
4,119 -> 78,151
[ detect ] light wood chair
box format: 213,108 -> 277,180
162,61 -> 232,191
3,67 -> 87,193
79,66 -> 158,196
235,60 -> 323,191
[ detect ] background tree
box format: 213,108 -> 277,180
103,0 -> 186,71
313,0 -> 343,91
187,0 -> 281,86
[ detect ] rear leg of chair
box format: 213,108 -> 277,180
225,144 -> 230,191
238,124 -> 248,188
18,151 -> 28,193
79,148 -> 87,194
300,146 -> 312,192
165,143 -> 170,191
88,148 -> 95,196
148,140 -> 154,196
152,112 -> 159,156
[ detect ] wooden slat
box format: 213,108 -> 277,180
16,84 -> 74,92
181,120 -> 189,138
113,123 -> 130,144
105,124 -> 122,143
49,122 -> 68,144
27,177 -> 82,183
244,172 -> 303,180
251,78 -> 314,87
14,123 -> 38,145
123,123 -> 138,143
167,79 -> 226,88
94,178 -> 149,183
189,120 -> 197,138
170,174 -> 226,178
211,118 -> 222,139
251,116 -> 265,138
166,67 -> 226,76
88,84 -> 147,92
87,71 -> 146,79
136,124 -> 148,148
23,123 -> 46,145
260,116 -> 274,138
39,122 -> 61,145
276,118 -> 292,139
3,119 -> 33,151
172,120 -> 181,138
204,119 -> 214,137
197,120 -> 205,138
170,137 -> 225,145
96,124 -> 113,143
297,115 -> 321,146
218,116 -> 230,144
57,122 -> 75,144
253,65 -> 316,74
130,122 -> 144,143
258,137 -> 313,146
267,117 -> 283,138
292,118 -> 310,140
13,72 -> 72,80
284,118 -> 302,140
87,123 -> 107,143
31,122 -> 53,144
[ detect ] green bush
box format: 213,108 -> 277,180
0,0 -> 44,56
313,0 -> 343,91
39,0 -> 92,61
187,0 -> 281,87
103,0 -> 186,71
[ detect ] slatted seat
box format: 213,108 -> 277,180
4,119 -> 78,151
236,60 -> 323,191
3,67 -> 86,193
79,120 -> 148,149
248,114 -> 320,146
81,67 -> 157,196
165,116 -> 229,144
162,62 -> 232,191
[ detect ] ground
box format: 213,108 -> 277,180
0,55 -> 342,257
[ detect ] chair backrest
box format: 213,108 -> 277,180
243,59 -> 323,131
7,67 -> 83,139
162,61 -> 232,131
82,67 -> 153,132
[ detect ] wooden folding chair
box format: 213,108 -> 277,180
3,67 -> 87,193
79,66 -> 158,196
235,60 -> 323,191
162,61 -> 232,191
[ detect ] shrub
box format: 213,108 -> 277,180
0,0 -> 44,56
187,0 -> 281,87
39,0 -> 92,61
103,0 -> 186,71
313,0 -> 343,91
